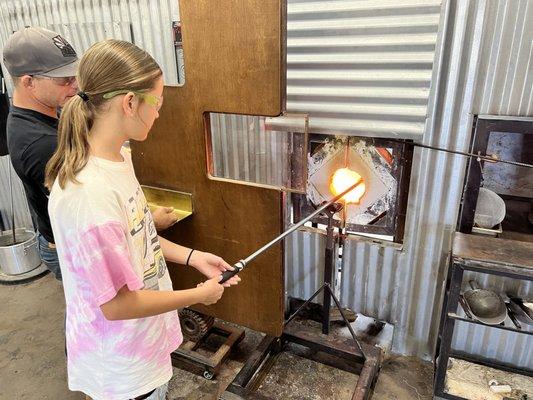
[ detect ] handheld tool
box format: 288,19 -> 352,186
220,181 -> 361,283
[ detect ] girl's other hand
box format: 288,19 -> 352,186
196,276 -> 224,305
152,206 -> 178,230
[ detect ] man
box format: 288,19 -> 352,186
3,27 -> 177,280
1,70 -> 8,157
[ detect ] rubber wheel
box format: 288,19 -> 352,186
203,370 -> 215,380
178,309 -> 214,342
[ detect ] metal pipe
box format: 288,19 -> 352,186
8,159 -> 16,245
390,139 -> 533,169
322,210 -> 336,334
220,181 -> 360,283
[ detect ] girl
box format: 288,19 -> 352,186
45,40 -> 240,400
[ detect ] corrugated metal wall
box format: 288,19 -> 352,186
0,0 -> 531,366
0,0 -> 182,89
340,238 -> 403,323
287,0 -> 442,138
0,155 -> 32,230
285,228 -> 327,300
449,0 -> 533,369
285,0 -> 450,360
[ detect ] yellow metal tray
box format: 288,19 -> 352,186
141,185 -> 193,223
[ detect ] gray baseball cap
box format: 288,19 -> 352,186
3,27 -> 78,77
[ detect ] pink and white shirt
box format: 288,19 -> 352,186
49,149 -> 182,400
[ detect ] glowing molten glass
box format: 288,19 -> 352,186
330,168 -> 366,204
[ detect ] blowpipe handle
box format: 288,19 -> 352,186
220,261 -> 245,284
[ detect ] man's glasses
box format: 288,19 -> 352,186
33,75 -> 77,86
103,90 -> 163,111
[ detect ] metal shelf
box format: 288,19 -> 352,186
434,232 -> 533,400
447,312 -> 533,336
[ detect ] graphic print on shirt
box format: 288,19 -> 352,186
126,186 -> 167,290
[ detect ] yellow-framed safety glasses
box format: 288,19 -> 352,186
103,90 -> 163,110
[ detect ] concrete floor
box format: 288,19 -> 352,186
0,273 -> 434,400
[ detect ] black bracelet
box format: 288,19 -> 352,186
186,249 -> 194,266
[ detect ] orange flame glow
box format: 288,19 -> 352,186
329,168 -> 366,204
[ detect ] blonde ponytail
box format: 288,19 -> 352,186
45,39 -> 162,190
45,95 -> 91,189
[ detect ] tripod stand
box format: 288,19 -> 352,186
285,201 -> 365,354
223,202 -> 381,400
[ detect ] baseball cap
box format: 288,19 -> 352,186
3,27 -> 78,77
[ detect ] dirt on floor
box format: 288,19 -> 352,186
0,273 -> 434,400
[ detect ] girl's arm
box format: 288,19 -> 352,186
158,235 -> 193,264
100,276 -> 223,321
158,236 -> 241,287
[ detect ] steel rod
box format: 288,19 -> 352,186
8,159 -> 16,244
220,181 -> 360,283
391,139 -> 533,169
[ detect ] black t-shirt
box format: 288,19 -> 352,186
0,92 -> 9,156
7,106 -> 58,243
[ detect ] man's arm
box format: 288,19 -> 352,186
25,135 -> 56,195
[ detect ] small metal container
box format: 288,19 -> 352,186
0,229 -> 41,275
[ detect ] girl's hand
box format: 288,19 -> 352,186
152,206 -> 178,230
189,250 -> 241,287
196,277 -> 224,305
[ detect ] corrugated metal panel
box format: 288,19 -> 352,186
340,238 -> 403,323
473,0 -> 533,116
0,155 -> 33,230
448,0 -> 533,368
286,0 -> 442,138
0,0 -> 182,94
210,113 -> 288,188
285,228 -> 326,301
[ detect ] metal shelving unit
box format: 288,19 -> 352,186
434,232 -> 533,400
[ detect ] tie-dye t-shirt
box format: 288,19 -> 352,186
48,149 -> 182,400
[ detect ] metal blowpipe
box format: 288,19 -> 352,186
219,181 -> 360,284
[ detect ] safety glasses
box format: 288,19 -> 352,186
33,75 -> 77,86
103,90 -> 163,111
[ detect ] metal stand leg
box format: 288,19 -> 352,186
434,263 -> 464,396
322,209 -> 336,334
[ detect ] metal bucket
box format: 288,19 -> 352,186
0,229 -> 41,275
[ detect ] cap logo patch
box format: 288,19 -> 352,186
52,35 -> 76,57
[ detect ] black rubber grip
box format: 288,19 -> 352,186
220,269 -> 239,284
